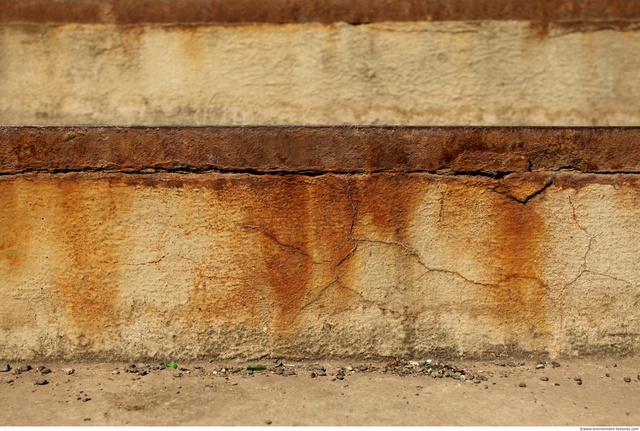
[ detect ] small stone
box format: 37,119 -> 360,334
555,383 -> 560,386
310,372 -> 317,378
20,365 -> 32,372
0,364 -> 10,372
574,375 -> 582,382
624,377 -> 631,383
63,368 -> 74,375
36,366 -> 44,372
84,418 -> 91,422
637,375 -> 640,381
577,381 -> 583,385
112,370 -> 119,375
477,375 -> 488,381
494,360 -> 506,366
519,382 -> 526,387
606,373 -> 611,377
35,379 -> 48,385
82,397 -> 91,402
460,375 -> 466,382
266,420 -> 272,425
5,379 -> 14,384
520,362 -> 525,366
551,362 -> 561,368
13,369 -> 21,375
173,373 -> 182,378
316,370 -> 327,377
484,385 -> 488,389
40,368 -> 51,374
128,364 -> 136,369
536,364 -> 545,369
540,377 -> 549,381
283,370 -> 296,377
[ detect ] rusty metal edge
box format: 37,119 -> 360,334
2,0 -> 640,24
1,126 -> 640,175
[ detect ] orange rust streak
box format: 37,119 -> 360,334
54,179 -> 127,336
488,196 -> 548,335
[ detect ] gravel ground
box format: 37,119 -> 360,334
0,357 -> 638,426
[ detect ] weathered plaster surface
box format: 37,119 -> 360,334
1,21 -> 639,126
1,171 -> 639,360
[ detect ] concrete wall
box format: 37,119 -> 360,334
1,21 -> 640,126
1,127 -> 640,360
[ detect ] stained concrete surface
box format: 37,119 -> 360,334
0,358 -> 638,426
1,169 -> 640,360
1,21 -> 640,126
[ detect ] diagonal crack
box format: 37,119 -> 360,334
244,224 -> 331,265
289,181 -> 550,325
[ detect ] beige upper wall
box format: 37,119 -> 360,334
1,21 -> 639,126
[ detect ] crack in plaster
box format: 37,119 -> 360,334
564,194 -> 634,289
288,181 -> 549,325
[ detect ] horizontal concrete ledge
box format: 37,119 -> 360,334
2,0 -> 640,24
2,126 -> 640,175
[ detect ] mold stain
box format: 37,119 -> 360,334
53,177 -> 131,339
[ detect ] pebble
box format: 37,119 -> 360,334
574,375 -> 582,382
20,365 -> 32,372
82,397 -> 91,402
310,372 -> 317,378
519,382 -> 526,387
520,362 -> 525,366
63,368 -> 74,375
84,418 -> 91,422
266,420 -> 272,425
0,365 -> 10,372
624,377 -> 631,383
283,370 -> 296,377
638,375 -> 640,381
41,368 -> 51,374
35,379 -> 48,385
13,369 -> 21,375
551,362 -> 561,368
606,373 -> 610,377
37,366 -> 45,372
173,373 -> 182,378
540,377 -> 549,381
536,364 -> 545,369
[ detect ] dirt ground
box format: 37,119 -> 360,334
0,357 -> 639,426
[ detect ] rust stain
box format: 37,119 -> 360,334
2,0 -> 640,24
244,176 -> 312,331
486,192 -> 549,339
53,177 -> 130,338
452,151 -> 530,176
357,173 -> 425,244
0,181 -> 31,271
4,126 -> 640,176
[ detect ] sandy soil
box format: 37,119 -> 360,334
0,357 -> 638,426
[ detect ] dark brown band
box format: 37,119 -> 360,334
1,0 -> 639,24
2,126 -> 639,175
